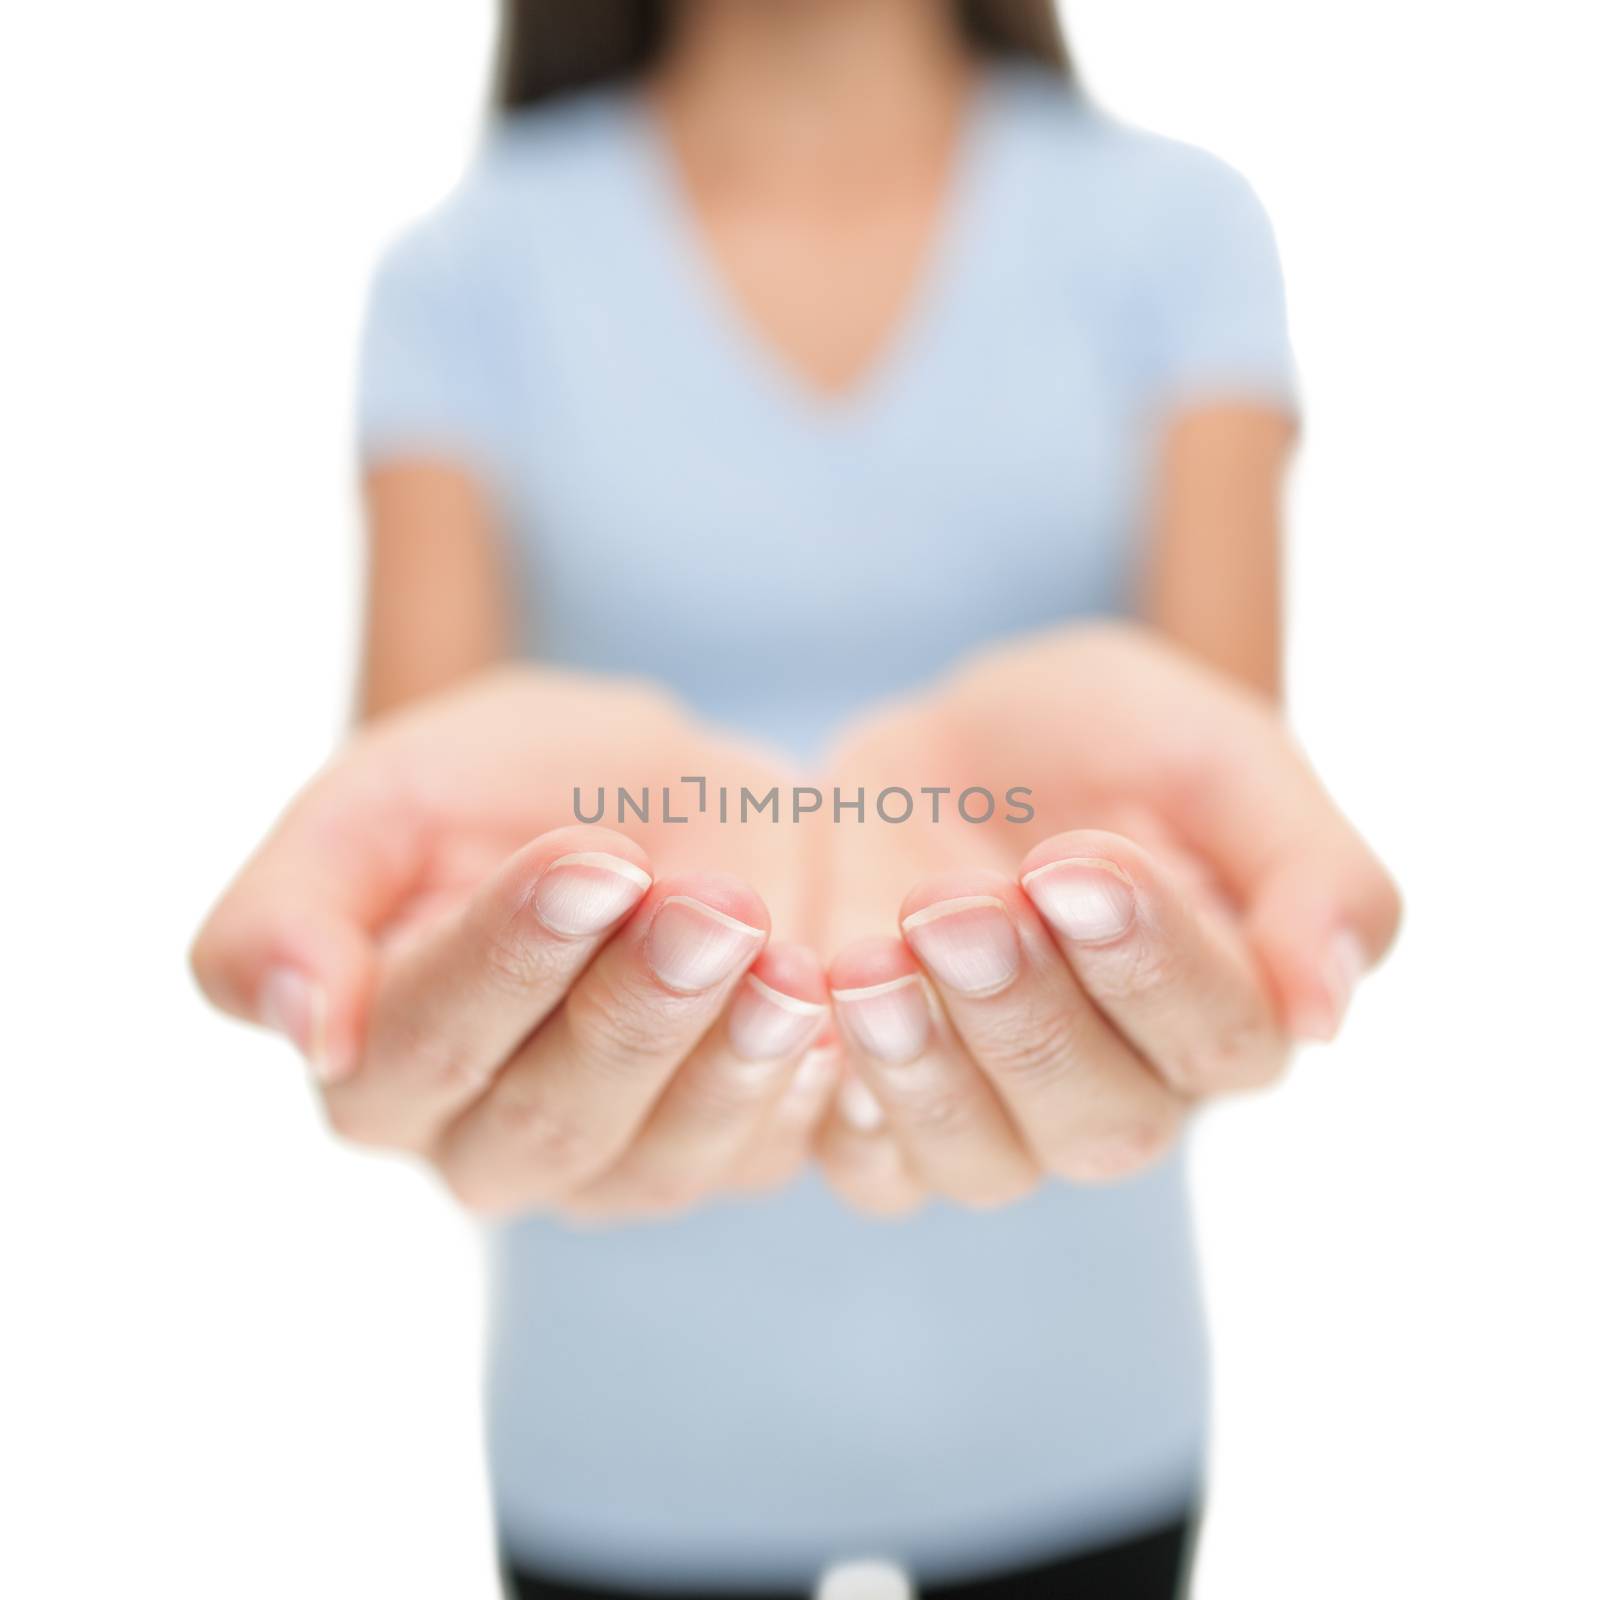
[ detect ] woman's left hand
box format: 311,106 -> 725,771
811,623 -> 1402,1215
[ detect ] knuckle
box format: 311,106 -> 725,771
820,1128 -> 897,1186
821,1156 -> 916,1218
972,1005 -> 1083,1090
482,1091 -> 595,1181
889,1083 -> 970,1138
954,1165 -> 1040,1212
626,1171 -> 702,1215
1172,1015 -> 1286,1094
1051,1118 -> 1178,1184
1080,937 -> 1174,1007
563,972 -> 674,1069
679,1058 -> 782,1120
479,906 -> 557,997
373,1016 -> 492,1100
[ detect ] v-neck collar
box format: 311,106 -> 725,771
620,67 -> 1011,430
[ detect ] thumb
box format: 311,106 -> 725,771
1168,698 -> 1401,1042
1247,843 -> 1402,1042
189,759 -> 417,1081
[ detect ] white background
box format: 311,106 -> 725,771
2,2 -> 1596,1595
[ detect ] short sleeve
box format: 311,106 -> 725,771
356,209 -> 505,471
1141,147 -> 1298,412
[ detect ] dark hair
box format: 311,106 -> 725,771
494,1 -> 1071,110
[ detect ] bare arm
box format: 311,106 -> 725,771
356,460 -> 514,721
1141,403 -> 1298,699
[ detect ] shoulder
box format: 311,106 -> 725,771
370,87 -> 633,298
998,69 -> 1276,258
994,72 -> 1294,396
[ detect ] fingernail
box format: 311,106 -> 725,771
259,967 -> 333,1080
1022,859 -> 1136,943
534,852 -> 651,937
645,896 -> 764,993
902,895 -> 1019,997
832,973 -> 930,1064
839,1075 -> 887,1133
1295,929 -> 1368,1042
727,975 -> 827,1062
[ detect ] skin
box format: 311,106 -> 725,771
811,627 -> 1398,1212
193,0 -> 1399,1220
194,670 -> 829,1216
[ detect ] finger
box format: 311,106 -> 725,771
569,944 -> 828,1215
827,938 -> 1038,1208
322,827 -> 652,1150
1019,831 -> 1287,1095
897,872 -> 1187,1184
815,1068 -> 927,1218
189,749 -> 423,1081
433,872 -> 768,1215
725,1041 -> 843,1193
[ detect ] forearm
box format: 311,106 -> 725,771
1140,403 -> 1297,702
357,460 -> 515,722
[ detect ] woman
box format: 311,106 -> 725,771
193,2 -> 1399,1595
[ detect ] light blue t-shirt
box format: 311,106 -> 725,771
360,64 -> 1294,1589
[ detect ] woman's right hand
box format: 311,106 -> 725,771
190,668 -> 834,1218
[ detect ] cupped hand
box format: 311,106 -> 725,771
190,668 -> 838,1219
194,628 -> 1400,1224
810,623 -> 1401,1215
